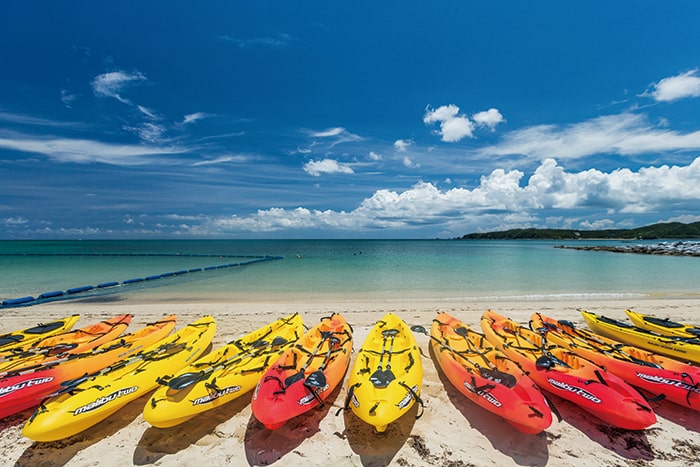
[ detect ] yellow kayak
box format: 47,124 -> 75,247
0,315 -> 80,353
625,309 -> 700,339
581,310 -> 700,365
144,313 -> 304,428
341,312 -> 423,432
22,316 -> 216,442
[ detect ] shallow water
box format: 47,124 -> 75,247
1,239 -> 698,305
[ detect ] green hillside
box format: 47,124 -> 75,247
459,222 -> 700,240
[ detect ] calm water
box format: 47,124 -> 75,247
1,239 -> 699,304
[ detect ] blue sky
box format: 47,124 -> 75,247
1,2 -> 699,239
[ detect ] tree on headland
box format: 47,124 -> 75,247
458,222 -> 700,240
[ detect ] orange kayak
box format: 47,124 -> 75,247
428,312 -> 551,434
252,313 -> 353,430
481,310 -> 656,430
0,314 -> 132,376
531,312 -> 700,412
0,316 -> 176,419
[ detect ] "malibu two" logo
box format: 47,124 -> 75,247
547,378 -> 601,403
73,386 -> 138,415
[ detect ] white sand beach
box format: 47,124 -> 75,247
1,296 -> 699,467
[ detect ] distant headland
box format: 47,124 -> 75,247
458,221 -> 700,257
458,221 -> 700,240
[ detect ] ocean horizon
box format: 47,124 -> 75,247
1,239 -> 699,307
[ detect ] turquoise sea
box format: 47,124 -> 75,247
1,239 -> 699,306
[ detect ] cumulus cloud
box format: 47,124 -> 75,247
195,157 -> 700,234
423,104 -> 505,142
91,70 -> 146,104
393,139 -> 413,152
402,156 -> 420,168
473,108 -> 505,131
303,158 -> 354,176
645,69 -> 700,102
423,104 -> 474,142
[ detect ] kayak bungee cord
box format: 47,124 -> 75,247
0,252 -> 283,309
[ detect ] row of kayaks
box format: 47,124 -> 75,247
1,308 -> 699,442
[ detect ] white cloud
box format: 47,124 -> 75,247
303,158 -> 355,176
472,108 -> 505,131
646,70 -> 700,102
0,132 -> 184,165
478,112 -> 700,160
183,112 -> 209,125
1,216 -> 28,225
368,151 -> 382,161
309,127 -> 346,138
402,156 -> 420,168
138,105 -> 158,119
91,70 -> 146,104
124,122 -> 166,144
423,105 -> 474,142
219,33 -> 296,48
424,104 -> 505,142
393,139 -> 413,152
194,157 -> 700,234
307,127 -> 363,145
60,90 -> 77,108
191,155 -> 250,166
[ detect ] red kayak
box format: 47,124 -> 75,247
531,312 -> 700,412
426,312 -> 552,434
0,316 -> 176,419
252,313 -> 353,430
481,310 -> 656,430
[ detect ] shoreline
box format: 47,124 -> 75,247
2,297 -> 700,466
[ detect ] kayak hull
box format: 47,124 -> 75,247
144,313 -> 304,428
481,310 -> 656,431
581,310 -> 700,365
0,315 -> 80,353
0,314 -> 133,375
22,317 -> 215,442
0,316 -> 176,420
252,313 -> 352,430
531,312 -> 700,412
431,312 -> 551,434
346,312 -> 422,432
625,309 -> 700,339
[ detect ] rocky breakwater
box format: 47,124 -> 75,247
555,241 -> 700,257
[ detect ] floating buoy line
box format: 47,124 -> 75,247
0,253 -> 283,309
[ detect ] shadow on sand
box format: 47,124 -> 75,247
341,401 -> 419,467
15,393 -> 152,467
427,345 -> 551,467
649,398 -> 700,434
243,383 -> 343,466
542,392 -> 655,462
133,392 -> 253,465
